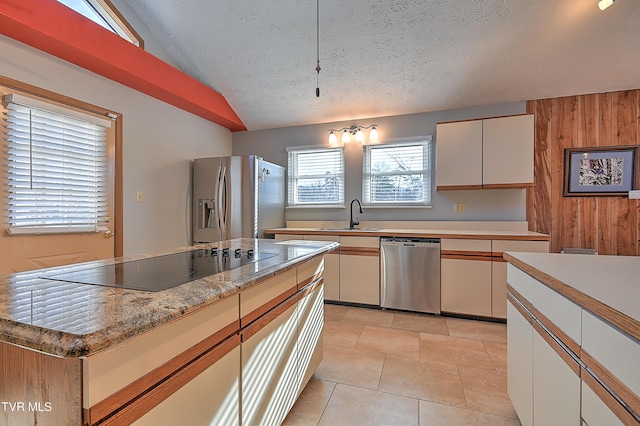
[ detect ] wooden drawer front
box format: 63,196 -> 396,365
83,294 -> 239,409
297,256 -> 324,290
441,238 -> 491,253
240,269 -> 297,326
492,240 -> 549,257
582,310 -> 640,399
339,236 -> 379,248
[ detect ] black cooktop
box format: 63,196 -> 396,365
42,248 -> 278,292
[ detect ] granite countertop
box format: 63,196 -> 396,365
0,238 -> 338,358
268,227 -> 550,241
504,251 -> 640,341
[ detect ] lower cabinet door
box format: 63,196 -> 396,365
532,329 -> 581,426
322,253 -> 340,301
241,303 -> 298,426
133,343 -> 240,426
339,254 -> 379,305
441,258 -> 491,316
297,284 -> 324,394
507,300 -> 533,426
581,377 -> 625,426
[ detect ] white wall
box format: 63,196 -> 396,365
232,102 -> 527,223
0,36 -> 232,256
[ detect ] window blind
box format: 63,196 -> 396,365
363,139 -> 432,205
287,147 -> 345,207
3,94 -> 111,234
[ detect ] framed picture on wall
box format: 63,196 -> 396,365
563,146 -> 639,196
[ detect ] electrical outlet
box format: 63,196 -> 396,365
136,191 -> 144,203
454,202 -> 466,213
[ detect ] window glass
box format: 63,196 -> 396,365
3,95 -> 111,234
363,139 -> 432,205
287,147 -> 345,207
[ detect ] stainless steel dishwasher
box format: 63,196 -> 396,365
380,237 -> 441,314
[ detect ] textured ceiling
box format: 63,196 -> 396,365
124,0 -> 640,131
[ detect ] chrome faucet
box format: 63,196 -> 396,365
350,199 -> 363,229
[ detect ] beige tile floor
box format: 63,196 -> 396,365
283,304 -> 521,426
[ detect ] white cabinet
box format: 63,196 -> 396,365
304,235 -> 340,301
507,300 -> 533,426
339,236 -> 380,306
482,115 -> 534,187
531,328 -> 581,426
441,257 -> 492,316
581,377 -> 625,426
133,344 -> 240,426
491,240 -> 549,319
436,114 -> 534,190
441,239 -> 492,317
241,302 -> 298,426
435,120 -> 483,188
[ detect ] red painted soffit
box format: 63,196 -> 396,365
0,0 -> 246,132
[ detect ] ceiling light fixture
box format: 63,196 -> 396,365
328,125 -> 379,145
598,0 -> 616,10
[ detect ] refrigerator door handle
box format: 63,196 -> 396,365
218,166 -> 228,240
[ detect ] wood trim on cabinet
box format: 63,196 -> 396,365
298,271 -> 323,291
441,251 -> 493,261
267,229 -> 550,242
240,294 -> 298,342
504,254 -> 640,342
507,292 -> 532,324
240,286 -> 297,328
482,183 -> 534,189
436,184 -> 484,191
581,349 -> 640,422
297,277 -> 323,300
338,246 -> 380,256
87,322 -> 240,425
581,368 -> 640,426
507,284 -> 581,356
531,319 -> 581,377
93,334 -> 240,426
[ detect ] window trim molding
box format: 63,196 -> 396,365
89,0 -> 144,48
0,74 -> 124,257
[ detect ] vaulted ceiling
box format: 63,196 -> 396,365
124,0 -> 640,131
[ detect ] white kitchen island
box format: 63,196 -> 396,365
505,252 -> 640,426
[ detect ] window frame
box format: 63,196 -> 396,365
362,137 -> 433,207
3,93 -> 112,235
57,0 -> 144,47
287,146 -> 345,208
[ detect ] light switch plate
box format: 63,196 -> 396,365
454,202 -> 466,213
629,190 -> 640,199
136,191 -> 144,203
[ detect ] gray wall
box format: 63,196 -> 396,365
232,102 -> 528,223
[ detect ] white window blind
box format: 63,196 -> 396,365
363,139 -> 432,206
3,94 -> 111,234
287,147 -> 345,207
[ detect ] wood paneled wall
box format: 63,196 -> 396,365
526,90 -> 640,255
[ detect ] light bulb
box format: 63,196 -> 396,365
355,129 -> 364,142
598,0 -> 615,10
329,131 -> 337,145
369,126 -> 379,142
342,131 -> 350,143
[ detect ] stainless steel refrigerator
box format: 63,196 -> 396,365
192,155 -> 285,243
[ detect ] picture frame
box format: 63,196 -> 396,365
563,146 -> 639,196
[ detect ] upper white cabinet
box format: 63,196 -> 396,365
436,114 -> 534,190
